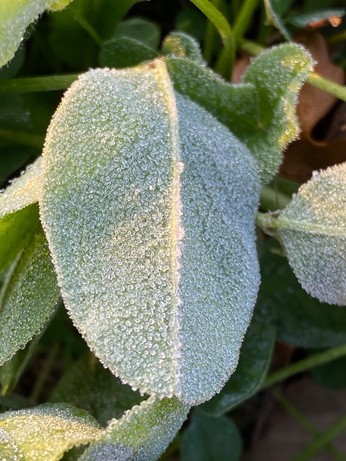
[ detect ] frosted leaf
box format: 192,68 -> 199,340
41,60 -> 260,404
0,0 -> 73,68
162,32 -> 204,64
277,163 -> 346,306
0,227 -> 60,366
166,43 -> 314,184
0,403 -> 102,461
0,158 -> 42,270
0,157 -> 42,220
80,396 -> 189,461
0,427 -> 25,461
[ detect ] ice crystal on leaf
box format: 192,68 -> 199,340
277,162 -> 346,306
0,0 -> 73,68
80,396 -> 189,461
40,60 -> 260,405
0,403 -> 102,461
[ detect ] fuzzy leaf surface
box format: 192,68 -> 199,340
0,403 -> 102,461
277,163 -> 346,305
0,0 -> 73,68
0,427 -> 25,461
0,228 -> 59,366
80,396 -> 189,461
162,32 -> 204,64
166,44 -> 313,184
41,61 -> 260,404
0,157 -> 42,270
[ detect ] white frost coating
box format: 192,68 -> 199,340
278,163 -> 346,306
0,157 -> 41,219
0,403 -> 102,461
80,396 -> 189,461
0,0 -> 73,68
41,62 -> 181,398
0,229 -> 60,366
0,427 -> 25,461
176,93 -> 260,403
40,60 -> 261,404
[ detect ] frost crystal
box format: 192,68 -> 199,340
41,60 -> 260,404
0,0 -> 73,68
80,396 -> 189,461
0,403 -> 102,461
278,162 -> 346,305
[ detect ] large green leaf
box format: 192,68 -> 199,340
40,61 -> 260,404
50,354 -> 143,426
276,163 -> 346,305
181,410 -> 242,461
0,227 -> 60,366
0,0 -> 73,68
259,241 -> 346,348
0,427 -> 25,461
200,303 -> 276,415
0,403 -> 102,461
166,44 -> 313,184
80,396 -> 189,461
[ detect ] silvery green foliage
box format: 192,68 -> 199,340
80,396 -> 189,461
263,0 -> 291,40
277,163 -> 346,306
0,157 -> 42,219
167,44 -> 314,184
40,60 -> 260,404
0,427 -> 25,461
0,228 -> 59,366
0,0 -> 73,68
162,32 -> 205,64
0,157 -> 42,270
0,403 -> 102,461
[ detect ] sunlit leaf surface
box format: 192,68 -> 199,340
80,396 -> 189,461
0,403 -> 102,461
41,60 -> 260,404
0,0 -> 73,68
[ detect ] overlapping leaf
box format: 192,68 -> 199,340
80,396 -> 189,461
276,162 -> 346,305
0,403 -> 102,461
162,32 -> 204,64
166,43 -> 314,184
0,0 -> 73,68
40,60 -> 260,404
0,227 -> 60,366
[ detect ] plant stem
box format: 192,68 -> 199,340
0,74 -> 78,93
291,414 -> 346,461
274,390 -> 346,461
262,343 -> 346,390
189,0 -> 235,78
0,129 -> 44,148
73,14 -> 103,46
233,0 -> 259,41
203,0 -> 224,63
307,72 -> 346,102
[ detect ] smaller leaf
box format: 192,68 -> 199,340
50,354 -> 143,426
162,31 -> 204,64
0,403 -> 102,461
286,9 -> 346,28
276,162 -> 346,305
0,0 -> 73,68
80,396 -> 190,461
200,303 -> 276,415
181,410 -> 242,461
0,228 -> 60,366
99,38 -> 158,68
114,18 -> 160,49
